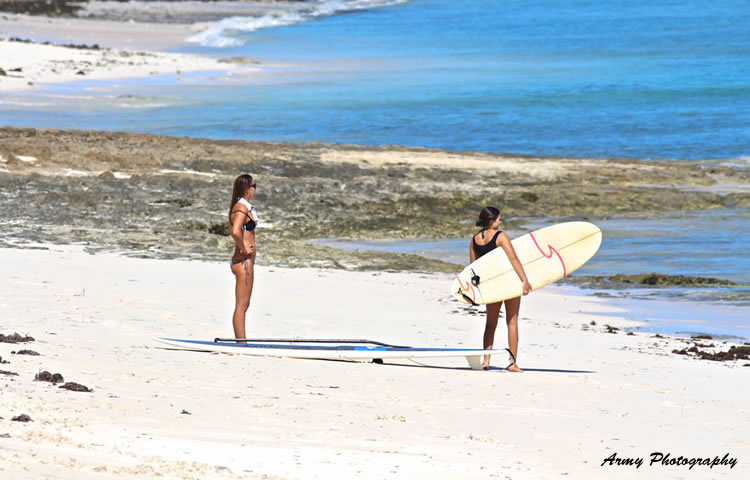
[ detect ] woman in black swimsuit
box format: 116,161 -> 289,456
470,206 -> 532,371
229,174 -> 258,340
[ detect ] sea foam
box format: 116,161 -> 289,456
186,0 -> 407,48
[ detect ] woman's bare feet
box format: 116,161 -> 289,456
507,362 -> 523,373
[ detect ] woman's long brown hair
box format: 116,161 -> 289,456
229,174 -> 254,222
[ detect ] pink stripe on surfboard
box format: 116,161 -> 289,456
529,232 -> 567,277
456,276 -> 476,303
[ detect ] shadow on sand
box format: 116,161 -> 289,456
154,346 -> 596,373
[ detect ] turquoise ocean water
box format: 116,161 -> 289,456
4,0 -> 749,160
1,0 -> 749,336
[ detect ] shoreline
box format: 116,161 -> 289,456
1,244 -> 747,479
0,1 -> 339,92
0,3 -> 290,92
0,32 -> 260,92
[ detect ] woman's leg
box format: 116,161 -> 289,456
503,296 -> 523,372
231,260 -> 254,340
482,302 -> 501,369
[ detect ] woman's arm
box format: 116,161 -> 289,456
230,206 -> 250,256
497,232 -> 533,295
469,238 -> 477,263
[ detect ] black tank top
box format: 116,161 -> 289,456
472,230 -> 502,259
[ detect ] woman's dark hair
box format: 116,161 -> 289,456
476,206 -> 501,228
229,174 -> 254,220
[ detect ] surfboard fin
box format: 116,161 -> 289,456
458,289 -> 479,306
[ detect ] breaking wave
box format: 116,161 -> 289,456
187,0 -> 408,48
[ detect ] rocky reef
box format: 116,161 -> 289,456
1,127 -> 749,272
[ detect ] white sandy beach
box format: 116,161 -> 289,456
0,245 -> 747,479
0,11 -> 198,51
0,12 -> 265,92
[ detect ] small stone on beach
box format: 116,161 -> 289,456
60,382 -> 92,392
11,414 -> 32,422
0,333 -> 35,343
14,349 -> 39,356
34,371 -> 64,384
673,345 -> 750,362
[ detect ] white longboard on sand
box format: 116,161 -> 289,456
155,338 -> 512,370
452,221 -> 602,305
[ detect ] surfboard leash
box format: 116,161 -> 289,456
470,268 -> 481,286
505,348 -> 517,370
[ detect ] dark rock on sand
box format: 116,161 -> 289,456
34,371 -> 64,384
673,345 -> 750,362
569,273 -> 738,289
11,414 -> 32,422
619,274 -> 735,287
13,349 -> 39,356
698,345 -> 750,362
0,369 -> 19,376
60,382 -> 92,392
673,346 -> 700,356
0,333 -> 35,343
